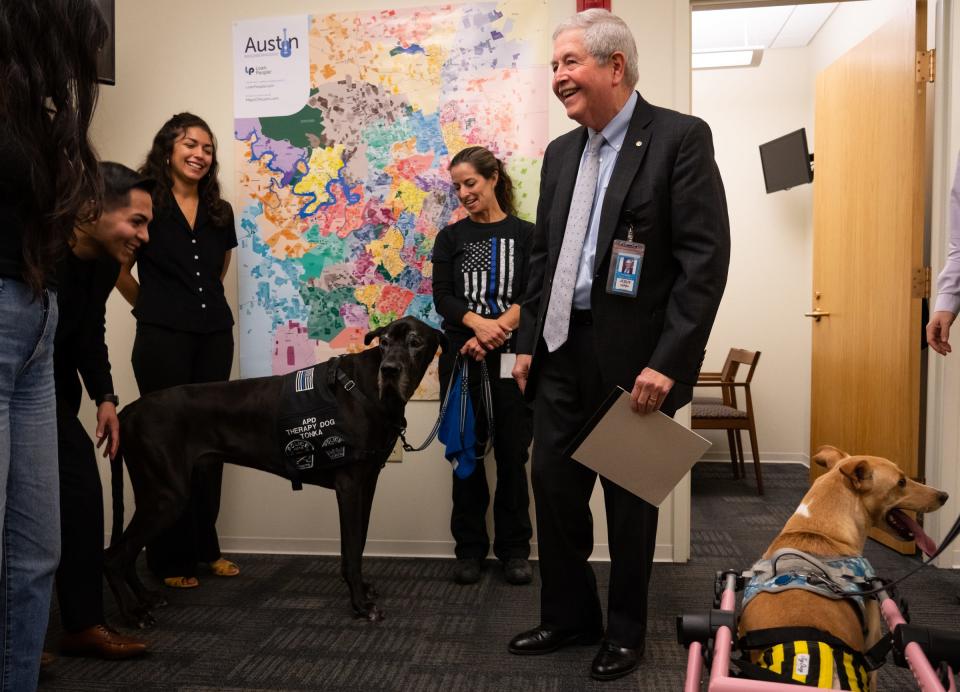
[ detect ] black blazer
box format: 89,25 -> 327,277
517,94 -> 730,409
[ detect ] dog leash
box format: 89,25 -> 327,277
396,355 -> 459,453
757,513 -> 960,601
398,353 -> 495,455
454,355 -> 495,459
327,352 -> 497,455
854,511 -> 960,597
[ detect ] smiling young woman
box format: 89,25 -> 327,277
116,113 -> 240,589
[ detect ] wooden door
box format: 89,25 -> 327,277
809,1 -> 929,553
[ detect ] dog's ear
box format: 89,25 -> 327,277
364,325 -> 387,345
838,456 -> 874,492
813,445 -> 847,470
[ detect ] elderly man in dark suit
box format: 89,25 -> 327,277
509,9 -> 730,681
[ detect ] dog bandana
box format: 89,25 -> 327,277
277,362 -> 351,484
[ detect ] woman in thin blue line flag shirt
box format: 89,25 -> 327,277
432,146 -> 534,587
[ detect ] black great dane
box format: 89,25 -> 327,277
105,316 -> 446,627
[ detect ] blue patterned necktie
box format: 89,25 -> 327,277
543,133 -> 605,352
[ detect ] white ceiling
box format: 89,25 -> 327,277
692,3 -> 839,53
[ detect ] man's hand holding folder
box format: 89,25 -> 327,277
567,387 -> 711,507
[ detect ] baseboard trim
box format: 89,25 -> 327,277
215,537 -> 677,563
699,453 -> 810,466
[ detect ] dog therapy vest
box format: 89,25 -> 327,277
277,362 -> 352,485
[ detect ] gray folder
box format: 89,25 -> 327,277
569,387 -> 711,506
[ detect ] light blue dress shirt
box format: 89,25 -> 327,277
933,153 -> 960,314
572,91 -> 638,310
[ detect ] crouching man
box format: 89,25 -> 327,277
51,162 -> 153,659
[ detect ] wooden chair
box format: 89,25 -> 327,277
691,349 -> 763,494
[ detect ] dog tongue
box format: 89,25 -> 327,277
890,509 -> 937,557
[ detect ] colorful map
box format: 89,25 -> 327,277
233,2 -> 549,396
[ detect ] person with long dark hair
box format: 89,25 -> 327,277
0,0 -> 107,687
117,113 -> 240,588
432,146 -> 534,586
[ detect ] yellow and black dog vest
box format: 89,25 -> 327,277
754,639 -> 869,690
738,627 -> 871,691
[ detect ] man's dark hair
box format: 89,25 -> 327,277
100,161 -> 155,212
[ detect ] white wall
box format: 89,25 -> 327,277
692,49 -> 815,464
808,0 -> 903,72
690,0 -> 906,466
85,0 -> 693,561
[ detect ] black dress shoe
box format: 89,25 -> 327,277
591,640 -> 643,681
502,558 -> 532,585
453,558 -> 482,585
508,625 -> 602,655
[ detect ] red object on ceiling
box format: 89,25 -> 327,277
577,0 -> 611,10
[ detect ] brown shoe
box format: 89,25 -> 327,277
60,624 -> 148,660
40,651 -> 56,668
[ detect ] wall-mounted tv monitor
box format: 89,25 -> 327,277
759,128 -> 813,194
94,0 -> 115,85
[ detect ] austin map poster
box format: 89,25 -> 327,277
232,2 -> 549,397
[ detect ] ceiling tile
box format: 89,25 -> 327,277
693,6 -> 793,52
771,3 -> 838,48
693,3 -> 838,53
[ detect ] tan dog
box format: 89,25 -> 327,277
738,445 -> 948,689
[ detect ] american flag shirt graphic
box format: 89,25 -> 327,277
431,215 -> 533,347
461,237 -> 518,316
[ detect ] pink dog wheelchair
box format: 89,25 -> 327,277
678,516 -> 960,691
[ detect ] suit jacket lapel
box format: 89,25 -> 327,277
593,95 -> 654,273
549,128 -> 588,268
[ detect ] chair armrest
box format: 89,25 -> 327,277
695,382 -> 748,388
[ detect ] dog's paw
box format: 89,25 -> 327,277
363,582 -> 379,600
127,609 -> 157,630
142,590 -> 168,609
353,603 -> 384,622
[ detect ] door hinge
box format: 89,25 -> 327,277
916,49 -> 935,83
912,266 -> 931,299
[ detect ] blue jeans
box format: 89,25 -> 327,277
0,278 -> 60,691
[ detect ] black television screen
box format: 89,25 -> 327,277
758,128 -> 813,193
95,0 -> 115,85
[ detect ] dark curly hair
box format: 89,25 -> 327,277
139,112 -> 231,227
0,0 -> 108,293
449,146 -> 516,217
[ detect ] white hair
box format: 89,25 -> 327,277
553,9 -> 639,89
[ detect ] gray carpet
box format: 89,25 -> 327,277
40,462 -> 960,690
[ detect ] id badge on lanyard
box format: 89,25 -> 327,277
606,222 -> 644,297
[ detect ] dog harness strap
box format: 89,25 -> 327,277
327,357 -> 408,456
861,632 -> 893,671
742,550 -> 877,631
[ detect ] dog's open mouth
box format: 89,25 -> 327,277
886,509 -> 937,557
